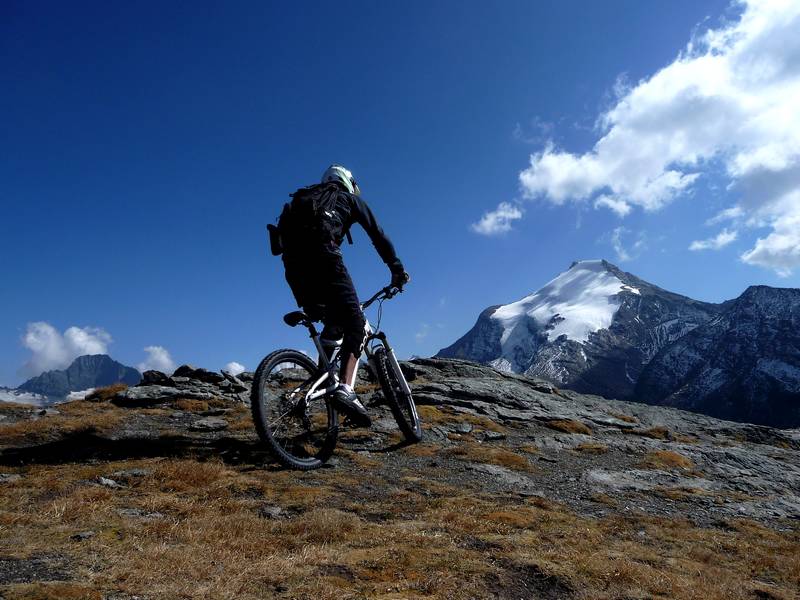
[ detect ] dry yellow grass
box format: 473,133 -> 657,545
609,411 -> 638,423
545,419 -> 592,435
445,442 -> 532,471
0,401 -> 124,444
418,404 -> 505,433
573,442 -> 609,455
175,398 -> 210,412
0,452 -> 798,600
641,449 -> 695,471
517,443 -> 539,454
628,425 -> 671,440
402,443 -> 440,457
85,383 -> 127,402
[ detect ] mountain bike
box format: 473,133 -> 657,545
251,285 -> 422,470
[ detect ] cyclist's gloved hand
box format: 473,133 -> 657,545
391,268 -> 410,291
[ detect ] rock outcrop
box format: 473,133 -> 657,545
110,365 -> 252,406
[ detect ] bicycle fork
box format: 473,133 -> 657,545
366,333 -> 412,395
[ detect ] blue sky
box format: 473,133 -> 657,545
2,0 -> 799,385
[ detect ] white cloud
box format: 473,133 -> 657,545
415,324 -> 430,342
707,205 -> 744,225
689,228 -> 739,251
138,346 -> 175,374
223,361 -> 246,376
594,195 -> 632,217
740,200 -> 800,276
20,322 -> 112,377
609,227 -> 647,262
517,0 -> 800,274
471,202 -> 523,236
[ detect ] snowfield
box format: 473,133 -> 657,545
491,260 -> 638,349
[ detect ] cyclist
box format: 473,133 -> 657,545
275,165 -> 409,428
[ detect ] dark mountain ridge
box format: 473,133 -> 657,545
17,354 -> 141,397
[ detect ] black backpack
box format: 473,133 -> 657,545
267,183 -> 350,256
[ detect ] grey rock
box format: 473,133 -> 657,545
110,468 -> 152,480
189,417 -> 228,432
97,476 -> 122,488
221,371 -> 248,392
117,508 -> 165,520
257,505 -> 284,519
453,422 -> 473,434
172,365 -> 224,384
112,385 -> 216,406
469,463 -> 538,495
140,370 -> 173,386
0,473 -> 22,483
70,531 -> 95,541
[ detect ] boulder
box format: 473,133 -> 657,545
112,385 -> 216,407
172,365 -> 225,384
140,370 -> 173,387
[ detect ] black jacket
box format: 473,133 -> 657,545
282,183 -> 403,274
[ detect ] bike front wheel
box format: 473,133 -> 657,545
373,346 -> 422,443
251,349 -> 338,470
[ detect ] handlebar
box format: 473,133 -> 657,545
361,285 -> 402,310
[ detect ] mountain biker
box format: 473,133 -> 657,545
274,165 -> 409,428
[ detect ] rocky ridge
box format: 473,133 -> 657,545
636,285 -> 800,427
108,364 -> 254,406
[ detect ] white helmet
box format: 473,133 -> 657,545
321,164 -> 361,195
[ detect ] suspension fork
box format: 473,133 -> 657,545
367,332 -> 412,395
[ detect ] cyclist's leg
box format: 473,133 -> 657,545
315,256 -> 371,426
322,260 -> 365,387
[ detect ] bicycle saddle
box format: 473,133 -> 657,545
283,311 -> 309,327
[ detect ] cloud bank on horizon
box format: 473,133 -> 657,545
138,345 -> 176,374
483,0 -> 800,276
223,361 -> 246,376
19,322 -> 176,380
20,322 -> 112,378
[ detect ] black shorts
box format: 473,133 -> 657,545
282,250 -> 366,357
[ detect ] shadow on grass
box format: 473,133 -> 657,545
0,431 -> 277,468
0,428 -> 415,470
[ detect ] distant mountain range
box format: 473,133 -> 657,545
438,260 -> 800,428
16,354 -> 141,398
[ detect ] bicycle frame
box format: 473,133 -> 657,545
293,286 -> 410,403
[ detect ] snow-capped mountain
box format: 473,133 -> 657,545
636,286 -> 800,427
439,260 -> 721,399
438,260 -> 800,426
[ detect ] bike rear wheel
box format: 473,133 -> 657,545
373,346 -> 422,442
251,349 -> 338,470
